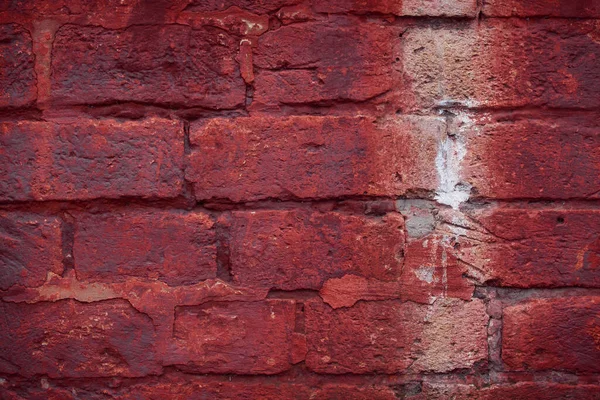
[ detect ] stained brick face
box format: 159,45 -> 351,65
1,0 -> 599,397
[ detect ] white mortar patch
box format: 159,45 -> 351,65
415,265 -> 436,284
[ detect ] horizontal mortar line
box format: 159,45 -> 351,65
5,369 -> 600,385
310,13 -> 600,22
479,286 -> 600,295
478,15 -> 600,21
0,105 -> 249,121
3,106 -> 600,123
4,196 -> 600,212
429,105 -> 600,115
468,198 -> 600,208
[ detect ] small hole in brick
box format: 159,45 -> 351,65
557,216 -> 565,224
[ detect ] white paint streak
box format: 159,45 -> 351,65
434,113 -> 473,209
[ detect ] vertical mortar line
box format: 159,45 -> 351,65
215,212 -> 233,283
60,210 -> 75,277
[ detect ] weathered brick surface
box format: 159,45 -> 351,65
228,210 -> 405,290
315,0 -> 477,17
73,210 -> 216,286
420,383 -> 600,400
1,0 -> 598,395
0,299 -> 160,377
463,117 -> 600,200
0,1 -> 188,27
0,118 -> 184,201
483,0 -> 600,17
403,20 -> 600,109
252,21 -> 397,108
503,297 -> 600,373
305,299 -> 488,374
187,115 -> 443,201
0,379 -> 399,400
51,25 -> 245,108
169,300 -> 296,374
0,212 -> 62,290
185,0 -> 301,13
459,208 -> 600,287
0,24 -> 36,108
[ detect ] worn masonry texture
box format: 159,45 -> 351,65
1,0 -> 599,398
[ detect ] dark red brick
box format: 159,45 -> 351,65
229,210 -> 404,290
403,20 -> 600,109
0,213 -> 62,290
315,0 -> 477,16
0,299 -> 160,377
0,24 -> 36,108
0,1 -> 189,28
305,299 -> 488,373
464,117 -> 600,200
119,382 -> 311,400
187,115 -> 443,202
503,297 -> 600,373
118,380 -> 395,399
252,20 -> 396,108
50,25 -> 245,108
314,386 -> 397,400
421,382 -> 600,400
0,118 -> 184,201
73,210 -> 216,286
483,0 -> 600,17
459,208 -> 600,287
185,0 -> 301,13
168,300 -> 296,374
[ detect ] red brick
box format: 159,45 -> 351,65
458,208 -> 600,287
118,381 -> 395,399
229,210 -> 405,290
305,299 -> 488,373
0,24 -> 36,108
168,300 -> 296,374
402,20 -> 600,109
120,382 -> 311,400
50,25 -> 245,108
314,386 -> 397,400
503,297 -> 600,373
401,235 -> 474,302
319,234 -> 474,308
319,275 -> 400,309
0,299 -> 160,377
0,1 -> 189,28
421,382 -> 600,400
315,0 -> 477,17
73,210 -> 216,286
0,118 -> 184,201
252,21 -> 397,108
483,0 -> 600,17
187,115 -> 443,202
184,0 -> 301,13
463,117 -> 600,200
0,212 -> 62,290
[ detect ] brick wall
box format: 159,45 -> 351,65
1,1 -> 599,398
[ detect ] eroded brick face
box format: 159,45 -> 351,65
1,0 -> 599,397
